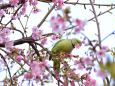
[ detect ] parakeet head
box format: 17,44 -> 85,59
70,38 -> 82,48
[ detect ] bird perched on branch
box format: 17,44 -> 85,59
51,38 -> 81,80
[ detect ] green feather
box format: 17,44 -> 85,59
52,39 -> 74,54
51,38 -> 81,77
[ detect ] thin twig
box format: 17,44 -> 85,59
101,30 -> 115,42
0,33 -> 54,47
18,18 -> 27,37
37,5 -> 55,28
5,5 -> 23,27
11,22 -> 25,38
65,2 -> 115,7
0,53 -> 13,86
90,0 -> 101,48
88,7 -> 115,21
65,6 -> 115,31
1,2 -> 115,10
29,43 -> 40,59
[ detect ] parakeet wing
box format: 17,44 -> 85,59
51,39 -> 74,54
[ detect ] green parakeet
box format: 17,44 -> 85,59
51,38 -> 81,80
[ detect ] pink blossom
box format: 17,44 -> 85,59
29,0 -> 38,6
82,57 -> 94,66
50,15 -> 65,35
0,9 -> 5,18
19,4 -> 27,16
32,26 -> 43,40
101,46 -> 109,51
0,37 -> 3,43
5,41 -> 14,50
74,60 -> 84,70
31,0 -> 38,6
53,0 -> 64,8
0,28 -> 14,50
75,43 -> 82,49
9,0 -> 19,6
61,81 -> 68,86
16,55 -> 23,62
54,69 -> 60,80
84,74 -> 96,86
24,72 -> 33,80
0,28 -> 11,43
40,38 -> 47,45
32,8 -> 40,14
74,19 -> 86,33
51,34 -> 60,40
97,49 -> 105,57
30,61 -> 47,80
97,45 -> 109,57
96,69 -> 107,79
70,80 -> 75,86
2,28 -> 11,36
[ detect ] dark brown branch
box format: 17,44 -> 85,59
5,5 -> 23,26
0,0 -> 25,9
1,1 -> 115,10
0,37 -> 34,47
0,4 -> 13,9
29,43 -> 41,59
0,33 -> 54,47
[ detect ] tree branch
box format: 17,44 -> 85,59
90,0 -> 101,48
37,5 -> 55,28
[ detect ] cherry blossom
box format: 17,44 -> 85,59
0,9 -> 5,18
74,19 -> 86,33
29,0 -> 38,6
53,0 -> 64,8
9,0 -> 19,6
70,80 -> 75,86
0,37 -> 3,43
24,72 -> 33,80
5,41 -> 14,50
97,46 -> 109,57
40,38 -> 47,45
96,69 -> 107,79
16,55 -> 23,62
84,74 -> 96,86
30,61 -> 47,81
50,15 -> 66,35
32,26 -> 43,40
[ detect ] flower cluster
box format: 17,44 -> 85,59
97,46 -> 109,57
0,28 -> 13,50
29,0 -> 38,6
0,9 -> 5,18
83,74 -> 96,86
50,15 -> 66,35
24,60 -> 48,81
32,26 -> 43,40
9,0 -> 19,6
74,19 -> 86,33
53,0 -> 64,8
